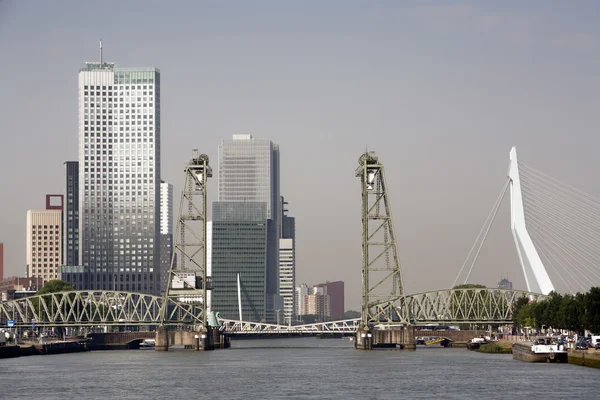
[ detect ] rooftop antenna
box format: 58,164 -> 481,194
100,39 -> 103,65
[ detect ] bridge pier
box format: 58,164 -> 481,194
154,327 -> 230,351
355,325 -> 415,350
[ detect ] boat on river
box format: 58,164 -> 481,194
512,337 -> 568,363
466,336 -> 488,350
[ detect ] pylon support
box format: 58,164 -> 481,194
161,151 -> 213,334
355,151 -> 413,349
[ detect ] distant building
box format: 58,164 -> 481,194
497,278 -> 513,290
159,181 -> 174,294
27,196 -> 64,282
60,265 -> 89,289
295,283 -> 309,317
0,276 -> 44,301
63,162 -> 79,266
0,243 -> 3,281
318,281 -> 344,319
305,285 -> 331,321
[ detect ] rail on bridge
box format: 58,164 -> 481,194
0,290 -> 204,328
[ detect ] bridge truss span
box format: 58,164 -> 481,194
0,290 -> 203,328
406,288 -> 547,325
219,318 -> 360,335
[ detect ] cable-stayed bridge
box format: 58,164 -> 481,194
1,148 -> 598,340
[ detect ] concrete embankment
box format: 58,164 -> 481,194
568,349 -> 600,368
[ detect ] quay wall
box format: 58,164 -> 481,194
569,350 -> 600,369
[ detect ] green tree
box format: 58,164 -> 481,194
36,280 -> 74,295
512,296 -> 530,326
585,287 -> 600,334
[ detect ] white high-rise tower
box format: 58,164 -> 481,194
78,43 -> 161,295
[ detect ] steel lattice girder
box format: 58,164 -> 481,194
218,318 -> 361,334
0,291 -> 203,328
405,288 -> 547,324
356,152 -> 409,327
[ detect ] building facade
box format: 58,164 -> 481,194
319,281 -> 344,319
279,238 -> 294,325
0,276 -> 44,301
305,285 -> 331,321
27,207 -> 63,282
0,243 -> 3,281
211,135 -> 281,323
78,59 -> 161,295
63,161 -> 79,266
497,278 -> 513,290
159,181 -> 173,294
295,283 -> 309,317
210,202 -> 274,322
279,196 -> 296,325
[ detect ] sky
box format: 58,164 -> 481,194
1,0 -> 600,310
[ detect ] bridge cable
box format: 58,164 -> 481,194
452,179 -> 509,287
517,162 -> 600,292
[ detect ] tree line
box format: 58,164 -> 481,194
514,287 -> 600,334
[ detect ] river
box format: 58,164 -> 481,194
0,338 -> 596,399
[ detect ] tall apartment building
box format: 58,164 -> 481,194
27,196 -> 64,282
279,196 -> 296,325
0,243 -> 4,281
305,285 -> 331,321
295,283 -> 309,317
78,53 -> 161,295
497,278 -> 513,290
318,281 -> 345,319
159,181 -> 173,294
211,134 -> 280,323
63,161 -> 79,266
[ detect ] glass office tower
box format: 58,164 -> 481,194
78,61 -> 161,295
212,135 -> 280,322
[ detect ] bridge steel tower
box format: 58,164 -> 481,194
508,147 -> 554,295
354,152 -> 414,350
157,151 -> 216,351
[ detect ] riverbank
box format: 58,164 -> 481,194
568,349 -> 600,369
0,339 -> 90,359
476,341 -> 513,354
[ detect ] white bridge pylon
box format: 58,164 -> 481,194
509,147 -> 555,295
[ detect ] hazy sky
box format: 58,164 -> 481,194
1,1 -> 600,310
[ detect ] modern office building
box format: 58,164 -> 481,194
27,196 -> 63,282
159,181 -> 173,294
63,161 -> 79,266
210,202 -> 275,322
78,53 -> 161,295
211,135 -> 281,323
0,243 -> 3,281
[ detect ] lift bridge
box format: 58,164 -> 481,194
4,147 -> 596,343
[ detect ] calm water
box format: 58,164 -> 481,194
0,338 -> 597,399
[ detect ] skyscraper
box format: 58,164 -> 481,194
63,161 -> 79,266
27,196 -> 63,282
211,134 -> 280,322
279,196 -> 296,325
78,50 -> 161,295
159,181 -> 173,294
